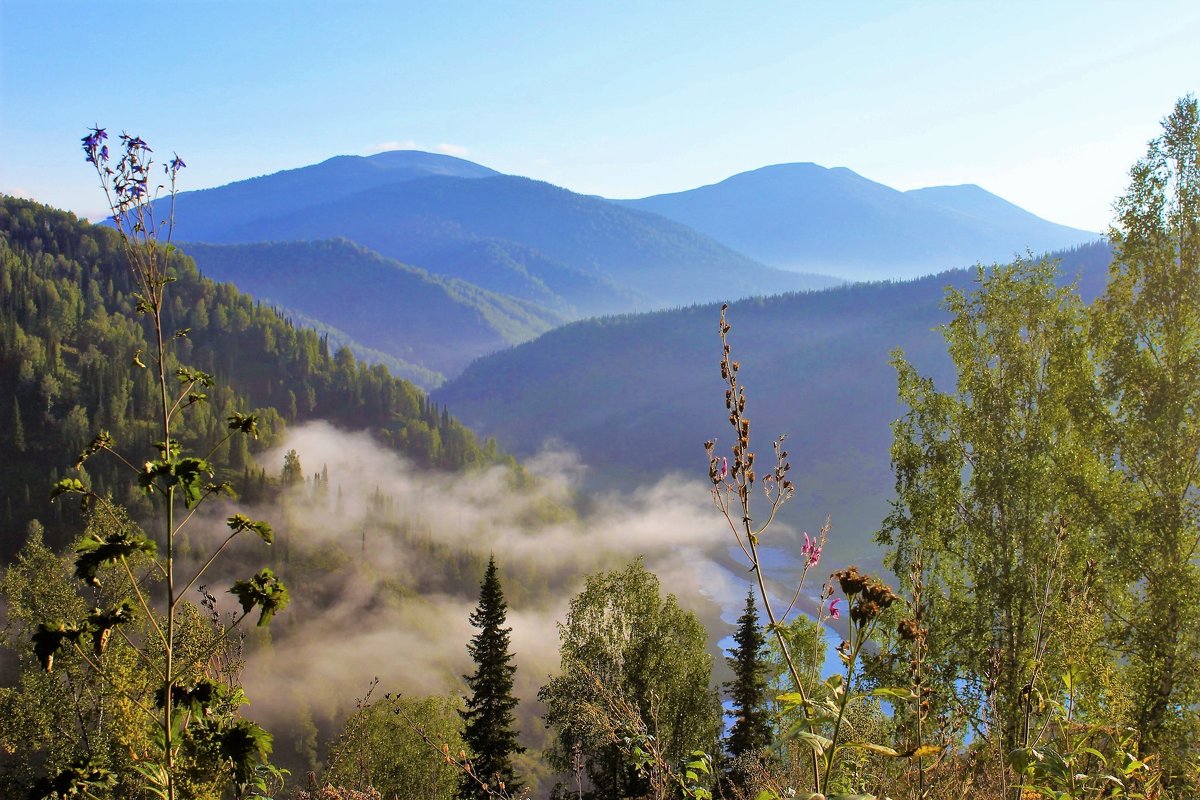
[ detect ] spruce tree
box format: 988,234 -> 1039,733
459,556 -> 523,799
724,589 -> 772,775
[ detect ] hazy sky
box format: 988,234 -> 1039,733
2,1 -> 1197,231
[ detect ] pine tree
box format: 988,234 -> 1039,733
724,589 -> 772,778
459,556 -> 523,799
11,395 -> 26,453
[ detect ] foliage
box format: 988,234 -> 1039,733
538,559 -> 721,799
723,590 -> 772,782
459,557 -> 523,799
325,689 -> 466,800
25,130 -> 285,800
1090,94 -> 1200,777
879,256 -> 1104,752
180,239 -> 566,384
0,519 -> 150,796
0,195 -> 508,556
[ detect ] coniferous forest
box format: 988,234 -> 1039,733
0,97 -> 1198,800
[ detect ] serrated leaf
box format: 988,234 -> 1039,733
176,366 -> 214,387
32,622 -> 85,672
220,720 -> 274,785
50,477 -> 88,500
87,601 -> 135,657
227,412 -> 260,439
75,531 -> 157,587
230,569 -> 290,626
228,513 -> 274,544
140,456 -> 214,508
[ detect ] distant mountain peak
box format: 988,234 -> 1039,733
360,149 -> 501,176
617,162 -> 1099,281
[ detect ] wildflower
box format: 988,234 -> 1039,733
719,457 -> 728,480
828,598 -> 841,619
801,532 -> 822,569
168,153 -> 186,174
81,126 -> 108,164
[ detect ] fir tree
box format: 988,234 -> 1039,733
459,556 -> 523,799
724,589 -> 772,776
11,396 -> 25,453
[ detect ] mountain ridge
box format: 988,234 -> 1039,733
617,162 -> 1100,281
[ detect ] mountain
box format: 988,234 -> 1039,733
617,163 -> 1101,282
0,197 -> 507,554
434,241 -> 1114,563
167,170 -> 840,312
182,239 -> 567,386
163,150 -> 500,242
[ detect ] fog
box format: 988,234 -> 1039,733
187,422 -> 793,748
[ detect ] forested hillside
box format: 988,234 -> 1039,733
436,241 -> 1113,559
0,197 -> 505,555
182,239 -> 567,385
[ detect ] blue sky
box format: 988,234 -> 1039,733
2,1 -> 1197,231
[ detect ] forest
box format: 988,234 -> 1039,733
0,97 -> 1197,800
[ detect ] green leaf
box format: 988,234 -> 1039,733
230,569 -> 290,626
790,729 -> 832,755
139,456 -> 214,508
74,431 -> 114,468
130,762 -> 170,800
32,622 -> 85,672
50,477 -> 88,500
871,686 -> 918,701
228,513 -> 274,544
176,366 -> 215,387
220,720 -> 273,785
75,530 -> 157,587
87,601 -> 135,657
29,755 -> 117,800
227,412 -> 260,439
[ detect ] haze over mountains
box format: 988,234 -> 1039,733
434,241 -> 1114,564
161,149 -> 1101,387
618,163 -> 1099,281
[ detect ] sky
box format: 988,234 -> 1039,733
2,1 -> 1198,232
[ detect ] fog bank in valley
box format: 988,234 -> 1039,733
200,422 -> 784,746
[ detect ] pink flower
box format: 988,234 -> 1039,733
719,457 -> 729,480
801,532 -> 822,569
828,598 -> 841,620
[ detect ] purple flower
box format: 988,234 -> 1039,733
828,598 -> 841,619
120,133 -> 151,152
719,457 -> 729,480
82,126 -> 108,165
168,153 -> 186,174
